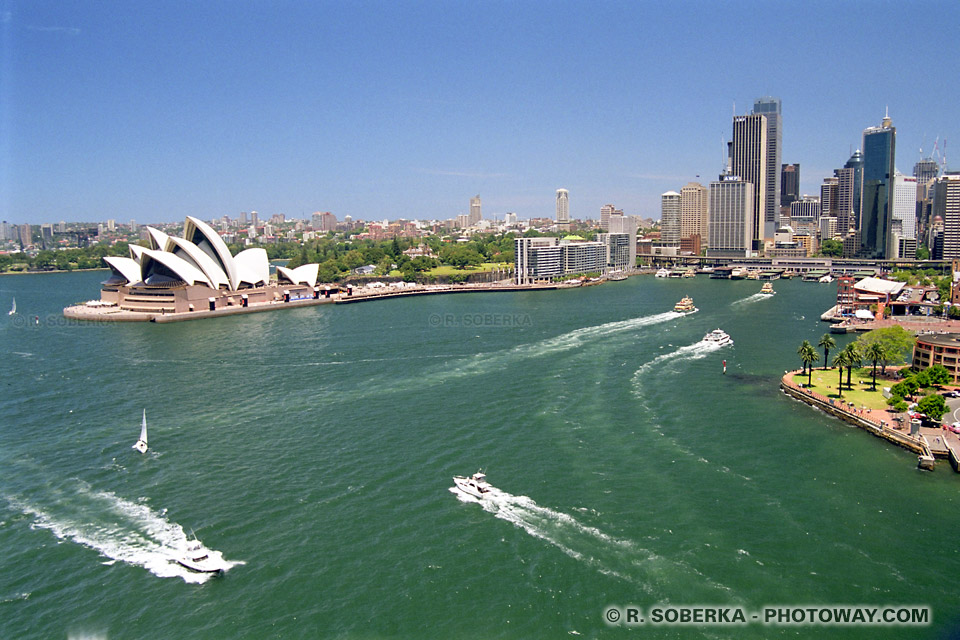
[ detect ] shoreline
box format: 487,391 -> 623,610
780,370 -> 960,473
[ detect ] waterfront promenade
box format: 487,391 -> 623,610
781,369 -> 960,473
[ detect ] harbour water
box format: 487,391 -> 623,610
2,271 -> 959,639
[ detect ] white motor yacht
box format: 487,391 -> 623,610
703,329 -> 733,347
453,471 -> 492,499
175,539 -> 229,574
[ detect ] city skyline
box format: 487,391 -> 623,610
2,1 -> 959,225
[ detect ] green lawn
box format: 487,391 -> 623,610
426,262 -> 510,277
791,367 -> 896,410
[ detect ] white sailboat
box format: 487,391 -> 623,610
7,298 -> 15,315
132,409 -> 148,453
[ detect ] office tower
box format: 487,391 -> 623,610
892,172 -> 917,240
660,191 -> 682,243
844,150 -> 864,226
18,224 -> 32,248
790,195 -> 821,220
860,113 -> 896,257
781,163 -> 800,208
505,212 -> 517,225
707,176 -> 755,257
470,195 -> 482,225
680,182 -> 709,243
58,220 -> 67,233
820,177 -> 838,222
935,173 -> 960,258
753,97 -> 782,239
730,112 -> 767,250
832,167 -> 856,234
608,214 -> 638,268
600,204 -> 617,231
556,189 -> 570,230
239,211 -> 249,226
914,159 -> 939,185
107,219 -> 116,232
250,211 -> 259,229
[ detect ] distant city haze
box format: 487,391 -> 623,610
2,3 -> 957,224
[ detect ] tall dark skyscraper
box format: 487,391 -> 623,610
844,149 -> 864,226
781,164 -> 800,208
860,114 -> 896,258
752,97 -> 782,239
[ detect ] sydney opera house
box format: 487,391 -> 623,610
95,216 -> 325,315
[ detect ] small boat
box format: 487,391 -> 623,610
673,296 -> 697,313
655,268 -> 670,278
682,268 -> 696,278
132,409 -> 148,454
176,538 -> 228,574
608,271 -> 628,281
703,328 -> 733,347
760,282 -> 775,295
7,298 -> 15,316
819,274 -> 834,283
453,470 -> 492,499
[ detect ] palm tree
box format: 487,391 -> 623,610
797,340 -> 814,375
843,342 -> 861,389
865,342 -> 885,390
801,345 -> 820,386
818,334 -> 836,371
833,351 -> 847,397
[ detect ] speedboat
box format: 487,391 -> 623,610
453,471 -> 492,499
176,539 -> 228,574
673,296 -> 697,313
703,329 -> 733,346
760,282 -> 775,295
655,268 -> 670,278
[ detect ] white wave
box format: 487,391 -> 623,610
731,293 -> 770,306
632,339 -> 727,386
7,490 -> 242,584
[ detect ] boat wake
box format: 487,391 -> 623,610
631,339 -> 727,389
5,487 -> 242,584
731,293 -> 770,306
449,485 -> 732,597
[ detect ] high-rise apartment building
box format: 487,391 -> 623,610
730,113 -> 767,251
832,167 -> 857,234
556,189 -> 570,230
608,214 -> 638,268
820,177 -> 838,222
599,204 -> 622,231
680,182 -> 709,244
753,97 -> 782,239
707,176 -> 755,257
660,191 -> 682,243
781,164 -> 800,208
470,195 -> 482,225
860,114 -> 896,258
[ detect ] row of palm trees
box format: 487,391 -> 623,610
797,334 -> 890,397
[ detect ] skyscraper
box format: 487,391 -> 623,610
934,173 -> 960,259
470,195 -> 482,225
556,189 -> 570,230
860,114 -> 896,258
730,113 -> 767,251
707,176 -> 755,257
680,182 -> 709,244
781,163 -> 800,208
833,167 -> 857,235
844,150 -> 864,226
753,97 -> 782,239
892,172 -> 917,240
660,191 -> 682,243
600,204 -> 621,231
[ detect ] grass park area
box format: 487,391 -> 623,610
389,262 -> 511,278
789,366 -> 897,411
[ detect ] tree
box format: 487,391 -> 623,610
818,334 -> 836,371
916,393 -> 947,422
864,342 -> 885,390
916,246 -> 930,260
797,340 -> 814,376
801,345 -> 820,385
927,364 -> 952,387
833,351 -> 848,397
819,239 -> 843,257
843,342 -> 861,389
856,326 -> 915,366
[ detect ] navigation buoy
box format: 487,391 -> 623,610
722,359 -> 727,374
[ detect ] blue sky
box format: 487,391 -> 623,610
2,1 -> 958,225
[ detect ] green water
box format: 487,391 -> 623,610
1,272 -> 958,639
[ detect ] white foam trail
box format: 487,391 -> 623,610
632,339 -> 727,387
731,293 -> 769,306
7,490 -> 242,584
